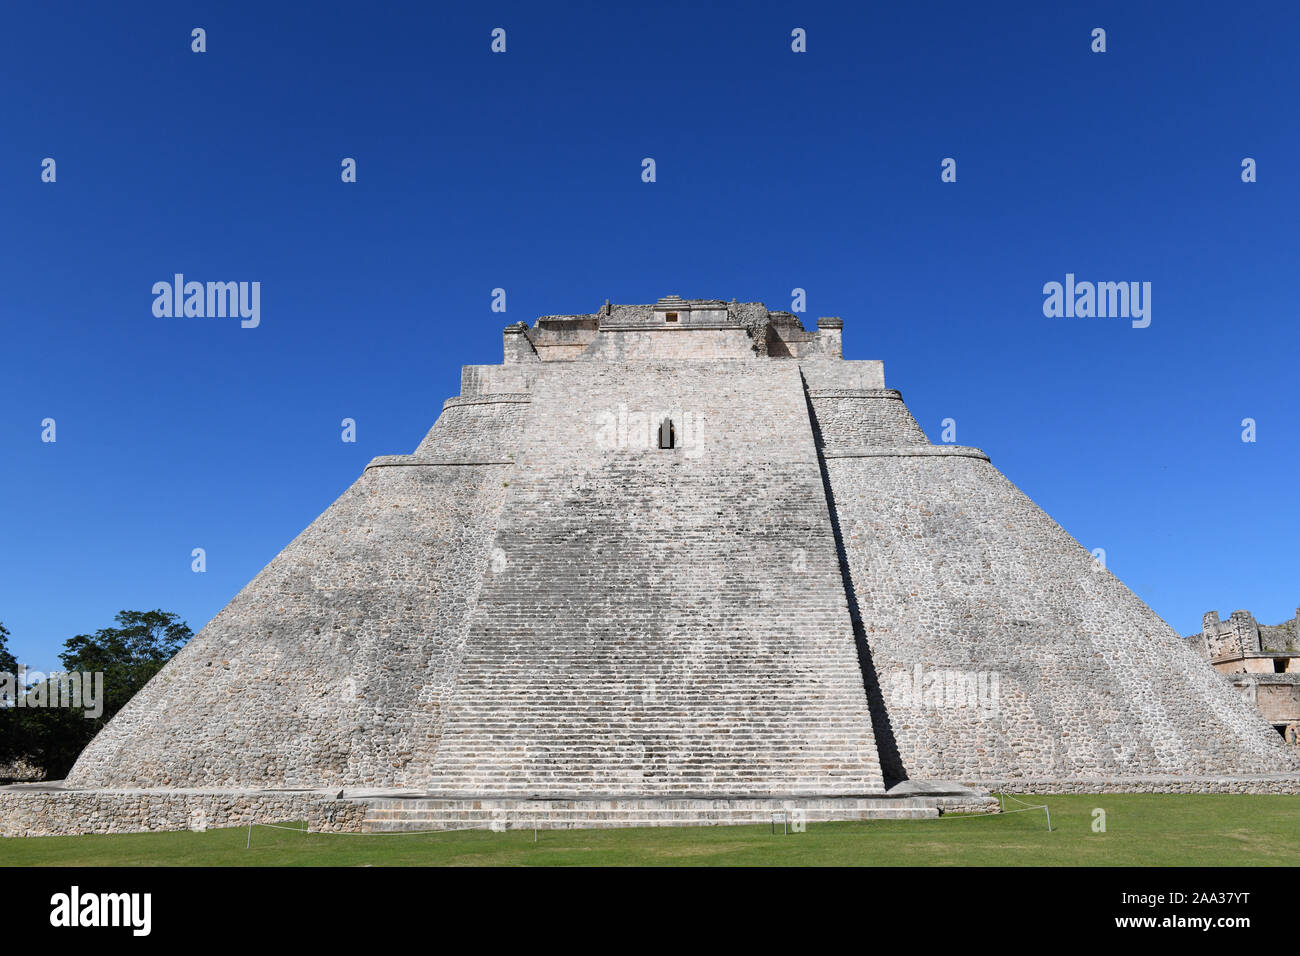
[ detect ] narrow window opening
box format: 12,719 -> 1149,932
658,418 -> 676,449
665,311 -> 678,322
1275,658 -> 1288,673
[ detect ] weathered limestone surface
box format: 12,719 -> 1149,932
11,295 -> 1293,837
414,394 -> 529,459
66,461 -> 511,789
807,389 -> 929,448
425,362 -> 884,796
821,453 -> 1299,783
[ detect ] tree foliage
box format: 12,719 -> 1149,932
0,622 -> 15,677
0,623 -> 19,767
0,611 -> 192,780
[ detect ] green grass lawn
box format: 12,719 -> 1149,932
1,794 -> 1297,866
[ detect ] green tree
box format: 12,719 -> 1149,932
0,622 -> 22,768
19,610 -> 192,778
58,610 -> 191,717
0,622 -> 15,677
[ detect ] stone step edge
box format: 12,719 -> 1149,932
820,445 -> 990,461
359,801 -> 947,830
363,813 -> 940,830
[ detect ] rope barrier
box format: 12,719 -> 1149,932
920,793 -> 1052,830
999,792 -> 1051,830
936,803 -> 1045,818
1001,792 -> 1045,809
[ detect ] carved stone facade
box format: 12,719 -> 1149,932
1188,609 -> 1300,744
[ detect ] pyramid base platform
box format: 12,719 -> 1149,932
6,775 -> 1300,836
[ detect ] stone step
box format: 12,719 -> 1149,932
419,367 -> 889,798
359,796 -> 941,830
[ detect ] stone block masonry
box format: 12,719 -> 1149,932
425,362 -> 884,797
821,453 -> 1296,783
4,296 -> 1296,837
0,787 -> 367,837
65,462 -> 511,789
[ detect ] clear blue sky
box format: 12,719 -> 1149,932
2,1 -> 1297,669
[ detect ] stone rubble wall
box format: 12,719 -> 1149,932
0,759 -> 46,783
1259,616 -> 1298,652
0,790 -> 367,837
979,776 -> 1300,795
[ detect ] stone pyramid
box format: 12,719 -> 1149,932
66,297 -> 1299,798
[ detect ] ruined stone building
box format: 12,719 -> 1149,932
3,296 -> 1297,834
1189,609 -> 1300,744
